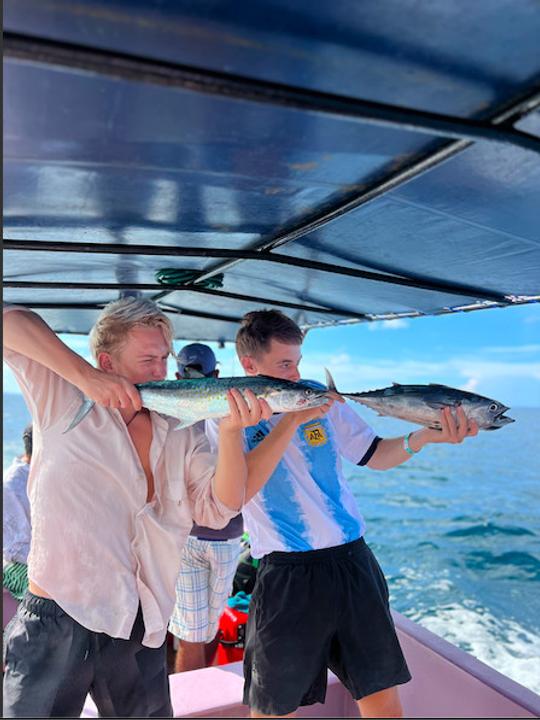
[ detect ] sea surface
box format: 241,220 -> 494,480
3,394 -> 540,694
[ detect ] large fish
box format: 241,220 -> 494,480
64,375 -> 329,433
325,370 -> 514,431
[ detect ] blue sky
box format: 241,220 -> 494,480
4,302 -> 540,407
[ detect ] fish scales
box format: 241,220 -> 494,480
64,375 -> 328,433
324,372 -> 513,431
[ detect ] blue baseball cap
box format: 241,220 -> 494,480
176,343 -> 217,377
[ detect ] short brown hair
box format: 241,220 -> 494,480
236,310 -> 303,358
89,297 -> 173,360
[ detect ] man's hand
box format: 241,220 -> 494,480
412,405 -> 479,450
78,367 -> 142,411
284,391 -> 344,428
220,389 -> 272,433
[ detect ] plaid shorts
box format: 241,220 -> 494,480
169,535 -> 242,643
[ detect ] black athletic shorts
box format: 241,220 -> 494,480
3,592 -> 172,718
243,537 -> 411,716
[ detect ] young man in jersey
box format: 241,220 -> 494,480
207,309 -> 479,719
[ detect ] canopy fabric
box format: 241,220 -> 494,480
3,0 -> 540,341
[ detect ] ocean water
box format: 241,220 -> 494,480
3,395 -> 540,694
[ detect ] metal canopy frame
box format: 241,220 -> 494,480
2,239 -> 510,303
4,19 -> 540,333
4,33 -> 540,152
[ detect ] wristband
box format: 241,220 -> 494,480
403,431 -> 418,455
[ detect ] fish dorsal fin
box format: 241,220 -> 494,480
325,368 -> 338,392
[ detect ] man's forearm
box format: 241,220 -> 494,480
214,426 -> 248,510
367,429 -> 430,470
3,307 -> 92,386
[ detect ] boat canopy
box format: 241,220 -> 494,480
3,0 -> 540,342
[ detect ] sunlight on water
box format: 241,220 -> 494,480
347,407 -> 540,695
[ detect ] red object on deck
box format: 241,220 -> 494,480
216,606 -> 249,665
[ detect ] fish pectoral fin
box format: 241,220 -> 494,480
63,397 -> 95,433
425,400 -> 448,410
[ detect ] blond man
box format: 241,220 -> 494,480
2,299 -> 276,718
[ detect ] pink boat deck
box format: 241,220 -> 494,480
3,590 -> 538,717
79,609 -> 540,718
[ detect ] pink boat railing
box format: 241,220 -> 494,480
78,608 -> 540,718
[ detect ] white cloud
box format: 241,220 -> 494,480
483,344 -> 540,354
461,377 -> 479,392
367,319 -> 409,331
296,350 -> 540,406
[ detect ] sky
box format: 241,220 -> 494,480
3,301 -> 540,407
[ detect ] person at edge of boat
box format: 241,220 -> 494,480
168,343 -> 245,672
3,424 -> 33,602
205,309 -> 480,720
2,300 -> 334,719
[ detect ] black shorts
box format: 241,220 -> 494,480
243,538 -> 411,716
3,592 -> 172,718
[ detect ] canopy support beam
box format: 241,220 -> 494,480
16,301 -> 243,324
4,32 -> 540,153
186,82 -> 540,289
3,239 -> 511,304
4,281 -> 367,319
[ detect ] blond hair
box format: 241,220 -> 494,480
89,298 -> 173,361
236,310 -> 304,359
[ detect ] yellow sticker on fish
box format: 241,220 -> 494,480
303,422 -> 328,447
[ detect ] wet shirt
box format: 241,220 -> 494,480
3,308 -> 237,648
3,457 -> 31,564
207,402 -> 377,559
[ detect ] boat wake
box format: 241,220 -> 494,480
408,603 -> 540,694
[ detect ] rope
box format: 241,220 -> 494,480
155,268 -> 224,290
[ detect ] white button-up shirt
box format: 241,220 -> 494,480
3,308 -> 236,647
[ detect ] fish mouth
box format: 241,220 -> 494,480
486,413 -> 515,430
296,392 -> 327,408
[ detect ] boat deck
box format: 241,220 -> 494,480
80,611 -> 540,718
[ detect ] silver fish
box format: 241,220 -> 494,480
64,375 -> 329,433
325,370 -> 514,431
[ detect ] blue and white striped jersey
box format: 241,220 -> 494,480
206,401 -> 377,559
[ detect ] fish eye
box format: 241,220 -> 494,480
489,403 -> 498,412
303,388 -> 314,397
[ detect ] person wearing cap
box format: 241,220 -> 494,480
3,424 -> 33,601
169,343 -> 245,672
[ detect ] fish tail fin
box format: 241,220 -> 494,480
63,397 -> 95,434
324,368 -> 338,393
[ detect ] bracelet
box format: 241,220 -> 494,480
403,431 -> 418,455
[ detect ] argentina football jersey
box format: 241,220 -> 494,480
207,401 -> 377,559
